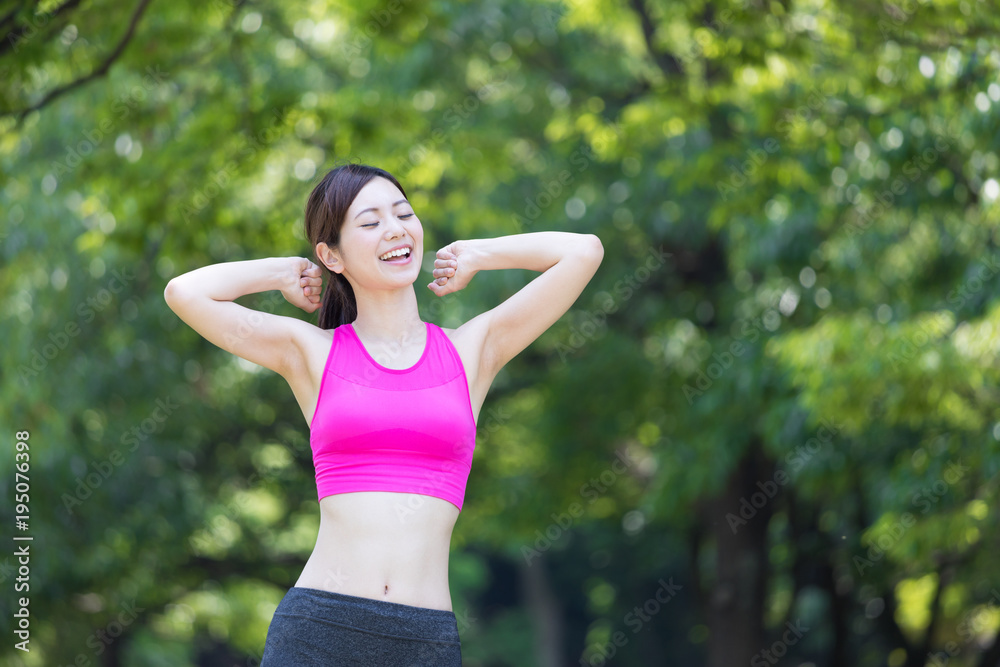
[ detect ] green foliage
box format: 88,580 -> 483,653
2,0 -> 1000,665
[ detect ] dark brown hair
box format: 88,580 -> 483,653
304,163 -> 408,330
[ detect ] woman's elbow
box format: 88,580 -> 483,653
578,233 -> 604,264
163,278 -> 191,309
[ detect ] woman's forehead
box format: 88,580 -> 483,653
351,178 -> 406,209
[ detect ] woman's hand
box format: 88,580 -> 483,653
282,257 -> 323,313
427,241 -> 478,296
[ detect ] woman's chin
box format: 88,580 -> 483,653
369,272 -> 421,291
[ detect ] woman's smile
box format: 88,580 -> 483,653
378,244 -> 413,264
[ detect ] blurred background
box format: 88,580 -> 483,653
2,0 -> 1000,665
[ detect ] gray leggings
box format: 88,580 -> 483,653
261,586 -> 463,666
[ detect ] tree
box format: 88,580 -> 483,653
2,0 -> 999,665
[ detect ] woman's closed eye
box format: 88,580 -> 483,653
362,214 -> 414,227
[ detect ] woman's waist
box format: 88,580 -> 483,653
298,537 -> 453,611
312,522 -> 454,557
304,537 -> 451,578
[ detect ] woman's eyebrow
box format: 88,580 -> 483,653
353,199 -> 410,220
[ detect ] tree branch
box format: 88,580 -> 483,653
0,1 -> 30,34
9,0 -> 155,124
627,0 -> 683,79
0,0 -> 82,58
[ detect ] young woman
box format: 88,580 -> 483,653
163,163 -> 603,665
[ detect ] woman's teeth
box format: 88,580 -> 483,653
379,248 -> 410,260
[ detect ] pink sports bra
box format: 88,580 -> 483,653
309,321 -> 478,512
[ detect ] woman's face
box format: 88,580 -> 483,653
329,176 -> 423,292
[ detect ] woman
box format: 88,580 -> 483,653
163,163 -> 604,665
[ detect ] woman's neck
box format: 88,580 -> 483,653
350,285 -> 423,341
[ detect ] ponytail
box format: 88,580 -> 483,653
318,269 -> 357,330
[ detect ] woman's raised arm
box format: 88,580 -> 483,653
163,257 -> 323,377
428,231 -> 604,377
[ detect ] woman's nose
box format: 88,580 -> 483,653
384,219 -> 404,239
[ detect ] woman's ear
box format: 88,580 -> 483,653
316,242 -> 343,274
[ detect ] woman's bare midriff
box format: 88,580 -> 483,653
293,490 -> 461,612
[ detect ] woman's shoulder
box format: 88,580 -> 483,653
431,312 -> 487,343
432,314 -> 491,368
